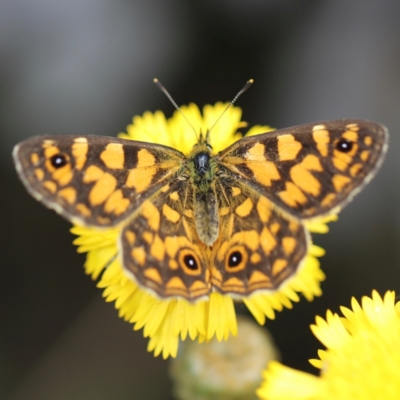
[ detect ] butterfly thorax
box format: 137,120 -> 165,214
187,142 -> 219,247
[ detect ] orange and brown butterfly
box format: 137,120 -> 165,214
13,83 -> 388,302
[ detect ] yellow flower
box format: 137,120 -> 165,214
257,290 -> 400,400
71,103 -> 328,358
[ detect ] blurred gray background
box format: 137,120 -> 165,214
1,1 -> 400,399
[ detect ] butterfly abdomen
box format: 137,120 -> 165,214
193,187 -> 219,246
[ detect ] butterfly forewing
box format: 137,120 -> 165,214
217,119 -> 388,219
13,135 -> 184,227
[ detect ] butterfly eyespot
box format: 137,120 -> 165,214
336,138 -> 353,153
225,246 -> 248,272
228,251 -> 242,267
183,254 -> 198,271
178,249 -> 202,275
50,153 -> 68,168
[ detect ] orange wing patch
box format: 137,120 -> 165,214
34,168 -> 44,180
278,182 -> 308,207
86,169 -> 117,206
312,125 -> 330,157
277,134 -> 302,161
104,189 -> 130,215
162,203 -> 180,223
72,138 -> 88,170
58,187 -> 77,204
244,142 -> 281,187
43,180 -> 57,194
290,155 -> 323,197
235,198 -> 253,217
248,161 -> 280,187
30,152 -> 40,165
332,174 -> 351,192
100,143 -> 124,169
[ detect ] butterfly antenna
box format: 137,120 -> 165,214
153,78 -> 198,140
207,79 -> 254,140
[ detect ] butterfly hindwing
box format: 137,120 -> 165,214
120,180 -> 211,301
218,119 -> 388,219
210,181 -> 309,296
13,135 -> 185,227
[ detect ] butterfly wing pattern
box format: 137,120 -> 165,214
14,135 -> 184,226
218,120 -> 388,219
13,119 -> 388,301
120,179 -> 211,300
209,183 -> 309,297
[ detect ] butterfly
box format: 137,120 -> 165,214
13,119 -> 388,301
